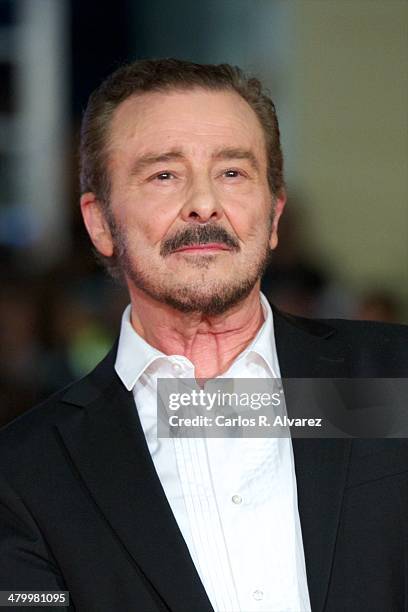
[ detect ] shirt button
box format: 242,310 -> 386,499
231,494 -> 242,505
172,362 -> 183,374
252,590 -> 264,601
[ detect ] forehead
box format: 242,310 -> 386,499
107,88 -> 267,162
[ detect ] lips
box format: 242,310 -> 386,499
174,243 -> 231,253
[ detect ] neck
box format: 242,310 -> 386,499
128,283 -> 265,378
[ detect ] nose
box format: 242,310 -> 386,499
180,177 -> 223,223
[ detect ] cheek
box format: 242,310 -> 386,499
118,204 -> 178,248
224,205 -> 270,242
110,173 -> 179,244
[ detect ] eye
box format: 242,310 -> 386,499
154,172 -> 175,181
222,169 -> 245,179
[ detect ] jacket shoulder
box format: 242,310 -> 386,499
0,341 -> 118,448
0,384 -> 80,464
318,317 -> 408,350
273,307 -> 408,376
2,365 -> 114,477
279,307 -> 408,344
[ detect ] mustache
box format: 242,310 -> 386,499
160,224 -> 240,257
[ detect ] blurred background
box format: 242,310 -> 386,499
1,0 -> 407,425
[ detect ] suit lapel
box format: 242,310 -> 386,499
57,350 -> 213,612
273,308 -> 352,612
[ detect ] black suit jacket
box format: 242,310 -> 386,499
0,308 -> 408,612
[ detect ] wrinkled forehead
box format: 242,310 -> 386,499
106,87 -> 268,164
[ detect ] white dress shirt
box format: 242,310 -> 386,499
115,293 -> 311,612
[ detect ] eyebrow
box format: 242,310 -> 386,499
211,147 -> 260,171
129,147 -> 260,176
129,150 -> 185,176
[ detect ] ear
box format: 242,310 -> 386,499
80,192 -> 114,257
269,190 -> 287,250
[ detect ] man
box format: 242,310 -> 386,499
0,59 -> 407,612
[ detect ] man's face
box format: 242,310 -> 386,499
87,88 -> 285,315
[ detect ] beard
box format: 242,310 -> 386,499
108,215 -> 273,316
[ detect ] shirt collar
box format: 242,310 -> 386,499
115,292 -> 280,391
235,292 -> 280,377
115,305 -> 166,391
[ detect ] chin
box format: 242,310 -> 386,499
160,280 -> 257,316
